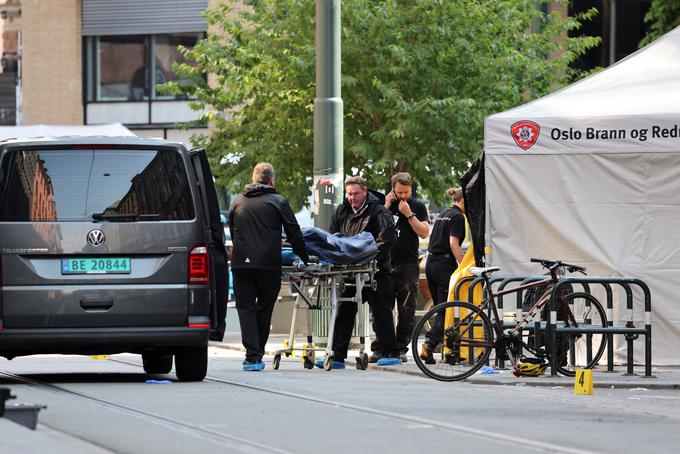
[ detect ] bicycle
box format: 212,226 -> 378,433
411,258 -> 608,381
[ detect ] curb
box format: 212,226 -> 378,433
210,342 -> 680,389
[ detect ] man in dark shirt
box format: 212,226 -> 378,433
319,175 -> 401,368
229,163 -> 309,371
421,187 -> 466,363
371,173 -> 429,362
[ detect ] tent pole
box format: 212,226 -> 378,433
609,0 -> 617,65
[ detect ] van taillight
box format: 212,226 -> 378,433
189,245 -> 209,285
0,256 -> 3,331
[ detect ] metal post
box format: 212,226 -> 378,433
609,0 -> 617,65
313,0 -> 344,230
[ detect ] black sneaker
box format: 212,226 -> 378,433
400,352 -> 408,363
369,352 -> 383,363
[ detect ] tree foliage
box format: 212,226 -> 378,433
640,0 -> 680,47
166,0 -> 598,209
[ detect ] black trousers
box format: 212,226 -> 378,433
233,269 -> 282,362
371,262 -> 419,354
424,256 -> 456,350
331,272 -> 399,360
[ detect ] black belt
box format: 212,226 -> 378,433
428,252 -> 453,259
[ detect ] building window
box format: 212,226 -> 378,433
568,0 -> 651,72
100,35 -> 149,101
153,34 -> 200,99
85,33 -> 201,102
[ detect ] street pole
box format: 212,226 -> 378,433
313,0 -> 343,230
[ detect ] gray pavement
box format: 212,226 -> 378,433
0,334 -> 680,454
0,417 -> 112,453
2,347 -> 680,453
215,333 -> 680,390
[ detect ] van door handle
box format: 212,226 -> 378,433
80,299 -> 113,311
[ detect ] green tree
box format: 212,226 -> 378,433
166,0 -> 598,210
640,0 -> 680,47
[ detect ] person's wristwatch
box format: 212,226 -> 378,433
407,213 -> 416,220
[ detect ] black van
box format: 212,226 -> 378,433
0,137 -> 228,381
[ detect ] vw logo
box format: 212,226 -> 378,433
87,229 -> 105,247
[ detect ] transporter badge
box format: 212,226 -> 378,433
511,120 -> 540,150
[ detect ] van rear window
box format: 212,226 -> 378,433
0,149 -> 195,222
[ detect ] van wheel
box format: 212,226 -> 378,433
175,346 -> 208,382
142,353 -> 173,374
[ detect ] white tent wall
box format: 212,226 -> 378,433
483,26 -> 680,365
486,152 -> 680,364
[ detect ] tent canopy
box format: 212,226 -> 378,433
0,123 -> 135,142
483,25 -> 680,364
486,25 -> 680,155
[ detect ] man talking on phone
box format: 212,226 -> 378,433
371,172 -> 429,363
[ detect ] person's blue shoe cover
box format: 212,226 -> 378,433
243,360 -> 265,371
314,358 -> 346,369
376,357 -> 402,366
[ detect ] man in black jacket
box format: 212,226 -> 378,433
229,162 -> 309,371
320,175 -> 401,368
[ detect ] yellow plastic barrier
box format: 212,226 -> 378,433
443,245 -> 484,357
283,339 -> 296,358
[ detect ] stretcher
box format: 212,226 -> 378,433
273,260 -> 378,371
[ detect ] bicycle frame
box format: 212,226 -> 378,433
452,274 -> 571,368
483,275 -> 555,333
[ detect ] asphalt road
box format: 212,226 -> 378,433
1,348 -> 679,453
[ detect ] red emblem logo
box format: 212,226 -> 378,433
511,121 -> 540,150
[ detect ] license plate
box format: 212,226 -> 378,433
61,257 -> 131,275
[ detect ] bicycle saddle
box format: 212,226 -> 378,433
470,266 -> 500,277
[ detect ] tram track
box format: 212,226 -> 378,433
0,370 -> 293,454
1,355 -> 607,454
110,357 -> 598,454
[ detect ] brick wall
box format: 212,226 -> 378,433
21,0 -> 82,124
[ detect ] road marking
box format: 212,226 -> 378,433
627,396 -> 680,400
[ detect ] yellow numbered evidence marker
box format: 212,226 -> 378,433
90,355 -> 108,360
574,369 -> 593,395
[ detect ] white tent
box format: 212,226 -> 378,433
484,26 -> 680,364
0,123 -> 135,141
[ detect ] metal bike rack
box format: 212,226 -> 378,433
548,277 -> 652,377
455,274 -> 598,370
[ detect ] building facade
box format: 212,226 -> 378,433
0,0 -> 656,138
569,0 -> 652,71
0,0 -> 211,142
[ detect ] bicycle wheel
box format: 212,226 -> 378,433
554,292 -> 607,376
411,301 -> 494,381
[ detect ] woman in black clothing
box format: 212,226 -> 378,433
420,188 -> 466,363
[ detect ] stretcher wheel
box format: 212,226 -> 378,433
273,354 -> 281,370
355,353 -> 368,370
323,355 -> 333,371
303,357 -> 314,369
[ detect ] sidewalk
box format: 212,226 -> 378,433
214,334 -> 680,390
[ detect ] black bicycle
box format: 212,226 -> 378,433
411,259 -> 608,381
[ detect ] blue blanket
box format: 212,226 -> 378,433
301,227 -> 377,265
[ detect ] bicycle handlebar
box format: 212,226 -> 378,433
530,257 -> 587,274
